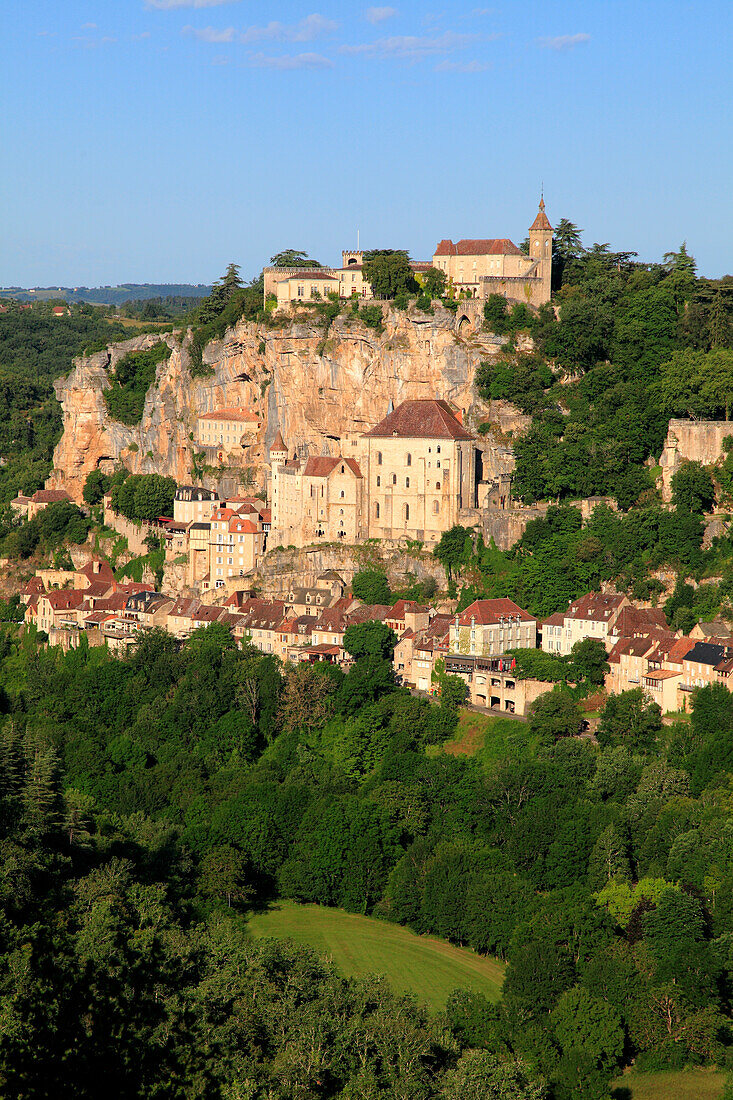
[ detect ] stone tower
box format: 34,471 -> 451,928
528,198 -> 553,302
268,430 -> 288,534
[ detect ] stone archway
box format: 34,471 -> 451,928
457,314 -> 473,335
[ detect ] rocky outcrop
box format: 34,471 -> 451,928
246,543 -> 447,600
49,305 -> 518,500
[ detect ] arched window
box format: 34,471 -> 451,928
340,490 -> 344,498
340,465 -> 344,473
433,500 -> 440,514
437,445 -> 441,454
339,508 -> 344,515
435,481 -> 441,490
406,453 -> 412,466
392,474 -> 397,485
377,452 -> 383,466
376,475 -> 381,487
404,503 -> 410,521
405,477 -> 410,488
375,502 -> 380,519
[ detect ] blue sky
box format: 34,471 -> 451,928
3,1 -> 731,285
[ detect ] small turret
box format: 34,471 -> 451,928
269,429 -> 287,466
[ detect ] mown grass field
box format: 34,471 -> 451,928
248,901 -> 505,1012
611,1067 -> 726,1099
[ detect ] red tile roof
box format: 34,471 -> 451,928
269,430 -> 287,453
31,489 -> 71,504
434,238 -> 522,257
228,517 -> 259,534
198,408 -> 259,422
364,399 -> 473,441
566,592 -> 625,622
44,591 -> 84,611
303,456 -> 362,478
611,606 -> 668,636
529,200 -> 553,232
455,598 -> 534,626
78,559 -> 115,584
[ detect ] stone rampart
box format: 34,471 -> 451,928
659,419 -> 733,500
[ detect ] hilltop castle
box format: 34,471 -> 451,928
263,200 -> 553,308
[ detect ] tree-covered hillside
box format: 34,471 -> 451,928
1,621 -> 732,1097
478,235 -> 733,508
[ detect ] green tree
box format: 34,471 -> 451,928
662,240 -> 697,277
567,639 -> 609,686
199,844 -> 251,908
351,568 -> 391,604
343,620 -> 397,661
597,689 -> 661,752
422,266 -> 447,299
270,249 -> 322,269
362,250 -> 417,299
434,525 -> 473,579
440,1050 -> 548,1100
83,468 -> 111,506
528,691 -> 581,742
552,985 -> 624,1071
554,218 -> 584,260
671,460 -> 716,513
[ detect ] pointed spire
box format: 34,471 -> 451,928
269,429 -> 287,453
529,196 -> 552,232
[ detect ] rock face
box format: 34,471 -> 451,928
49,306 -> 516,501
659,418 -> 732,501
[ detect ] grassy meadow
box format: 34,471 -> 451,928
248,900 -> 505,1012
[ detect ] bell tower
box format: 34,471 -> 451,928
528,197 -> 553,303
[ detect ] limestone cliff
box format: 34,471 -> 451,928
49,304 -> 517,500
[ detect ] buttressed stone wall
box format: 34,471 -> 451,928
49,304 -> 517,502
659,418 -> 733,500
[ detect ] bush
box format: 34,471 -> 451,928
110,473 -> 176,523
104,341 -> 171,425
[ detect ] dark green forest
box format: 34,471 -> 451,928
1,621 -> 732,1097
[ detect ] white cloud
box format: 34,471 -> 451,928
132,31 -> 152,39
73,34 -> 117,48
341,31 -> 475,60
435,59 -> 488,72
145,0 -> 240,9
81,22 -> 98,29
183,24 -> 236,41
241,14 -> 338,43
538,33 -> 590,51
248,51 -> 334,69
365,6 -> 397,23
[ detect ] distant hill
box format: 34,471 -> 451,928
0,283 -> 213,306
